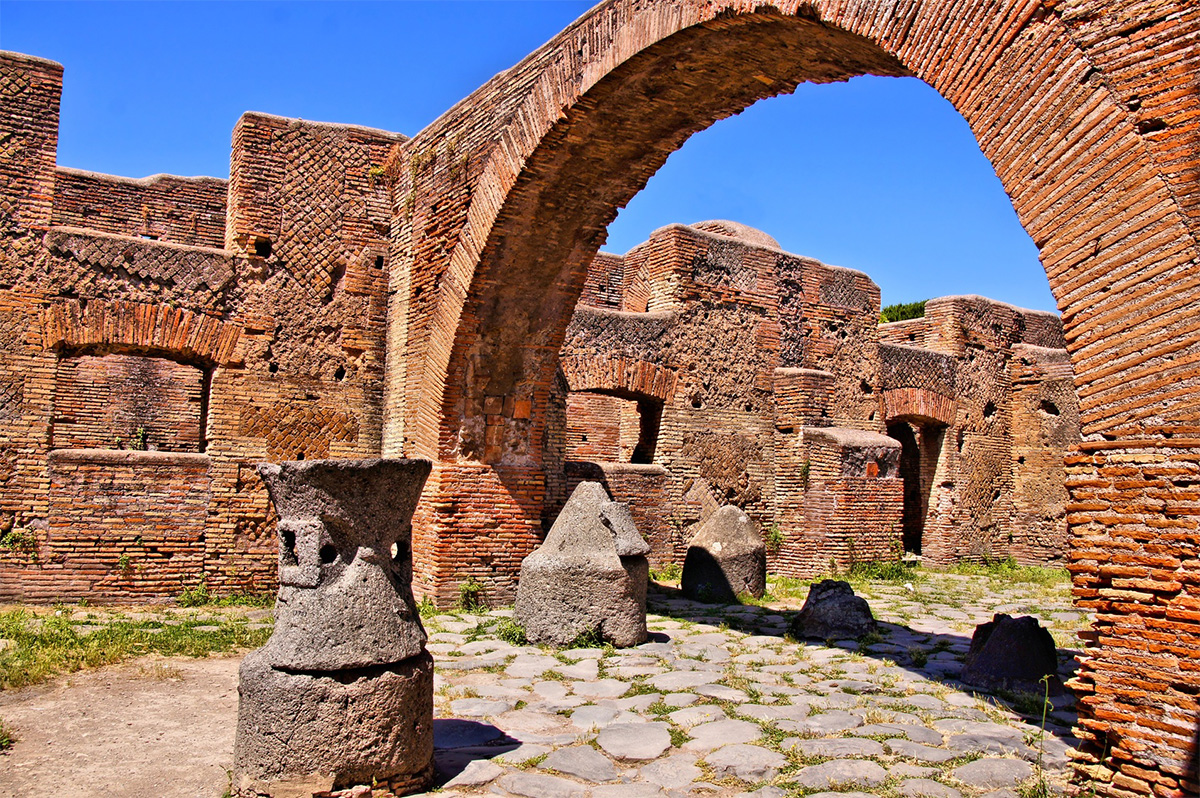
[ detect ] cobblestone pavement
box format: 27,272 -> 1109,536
0,572 -> 1084,797
423,573 -> 1083,798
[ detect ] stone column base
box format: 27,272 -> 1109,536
233,650 -> 434,797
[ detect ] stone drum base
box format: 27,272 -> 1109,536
233,650 -> 434,797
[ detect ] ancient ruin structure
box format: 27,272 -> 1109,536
2,1 -> 1198,793
555,221 -> 1079,576
234,458 -> 434,796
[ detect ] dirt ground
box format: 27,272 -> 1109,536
0,654 -> 240,798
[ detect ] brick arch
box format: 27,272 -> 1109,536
882,387 -> 957,428
559,355 -> 677,404
394,6 -> 1200,790
42,298 -> 244,367
393,1 -> 1198,464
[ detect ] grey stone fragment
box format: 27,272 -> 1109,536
494,743 -> 552,765
571,678 -> 629,699
897,779 -> 963,798
777,709 -> 862,735
602,501 -> 651,557
515,482 -> 648,647
597,722 -> 671,761
793,759 -> 888,789
444,758 -> 503,787
692,684 -> 748,703
591,784 -> 666,798
951,758 -> 1034,788
787,580 -> 876,641
640,753 -> 701,789
853,723 -> 942,745
703,744 -> 787,782
791,737 -> 884,758
540,745 -> 619,782
681,505 -> 766,602
255,459 -> 431,671
891,763 -> 939,779
735,788 -> 787,798
449,698 -> 512,717
683,719 -> 761,752
499,772 -> 587,798
885,738 -> 959,763
233,649 -> 433,795
961,614 -> 1063,694
668,705 -> 727,728
650,671 -> 719,691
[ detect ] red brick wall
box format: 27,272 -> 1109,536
0,450 -> 210,602
52,169 -> 227,249
51,354 -> 206,452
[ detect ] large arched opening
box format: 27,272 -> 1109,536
386,3 -> 1199,793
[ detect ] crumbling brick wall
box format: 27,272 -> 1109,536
558,224 -> 1080,575
52,169 -> 227,249
0,51 -> 404,602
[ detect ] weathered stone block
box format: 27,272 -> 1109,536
961,613 -> 1063,695
233,649 -> 434,797
681,504 -> 766,603
787,579 -> 875,640
516,481 -> 649,647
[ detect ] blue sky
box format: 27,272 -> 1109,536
0,1 -> 1056,312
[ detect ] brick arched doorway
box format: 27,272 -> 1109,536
387,4 -> 1199,793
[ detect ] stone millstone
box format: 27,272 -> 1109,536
233,649 -> 434,796
235,457 -> 435,797
787,580 -> 876,640
256,458 -> 431,671
961,614 -> 1063,695
681,505 -> 766,603
516,482 -> 649,647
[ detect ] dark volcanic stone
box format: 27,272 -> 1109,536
233,649 -> 434,795
256,458 -> 432,671
961,614 -> 1063,695
681,505 -> 766,603
787,580 -> 876,640
516,481 -> 648,647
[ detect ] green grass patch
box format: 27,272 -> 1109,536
943,557 -> 1069,586
176,581 -> 274,608
0,718 -> 14,752
0,609 -> 271,689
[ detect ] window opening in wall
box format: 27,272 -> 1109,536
253,237 -> 273,257
564,389 -> 663,464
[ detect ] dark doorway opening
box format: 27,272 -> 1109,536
888,419 -> 945,555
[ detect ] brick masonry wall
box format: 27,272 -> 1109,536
0,56 -> 401,602
51,354 -> 205,452
0,450 -> 211,603
52,169 -> 227,249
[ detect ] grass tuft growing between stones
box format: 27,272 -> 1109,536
0,609 -> 271,689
